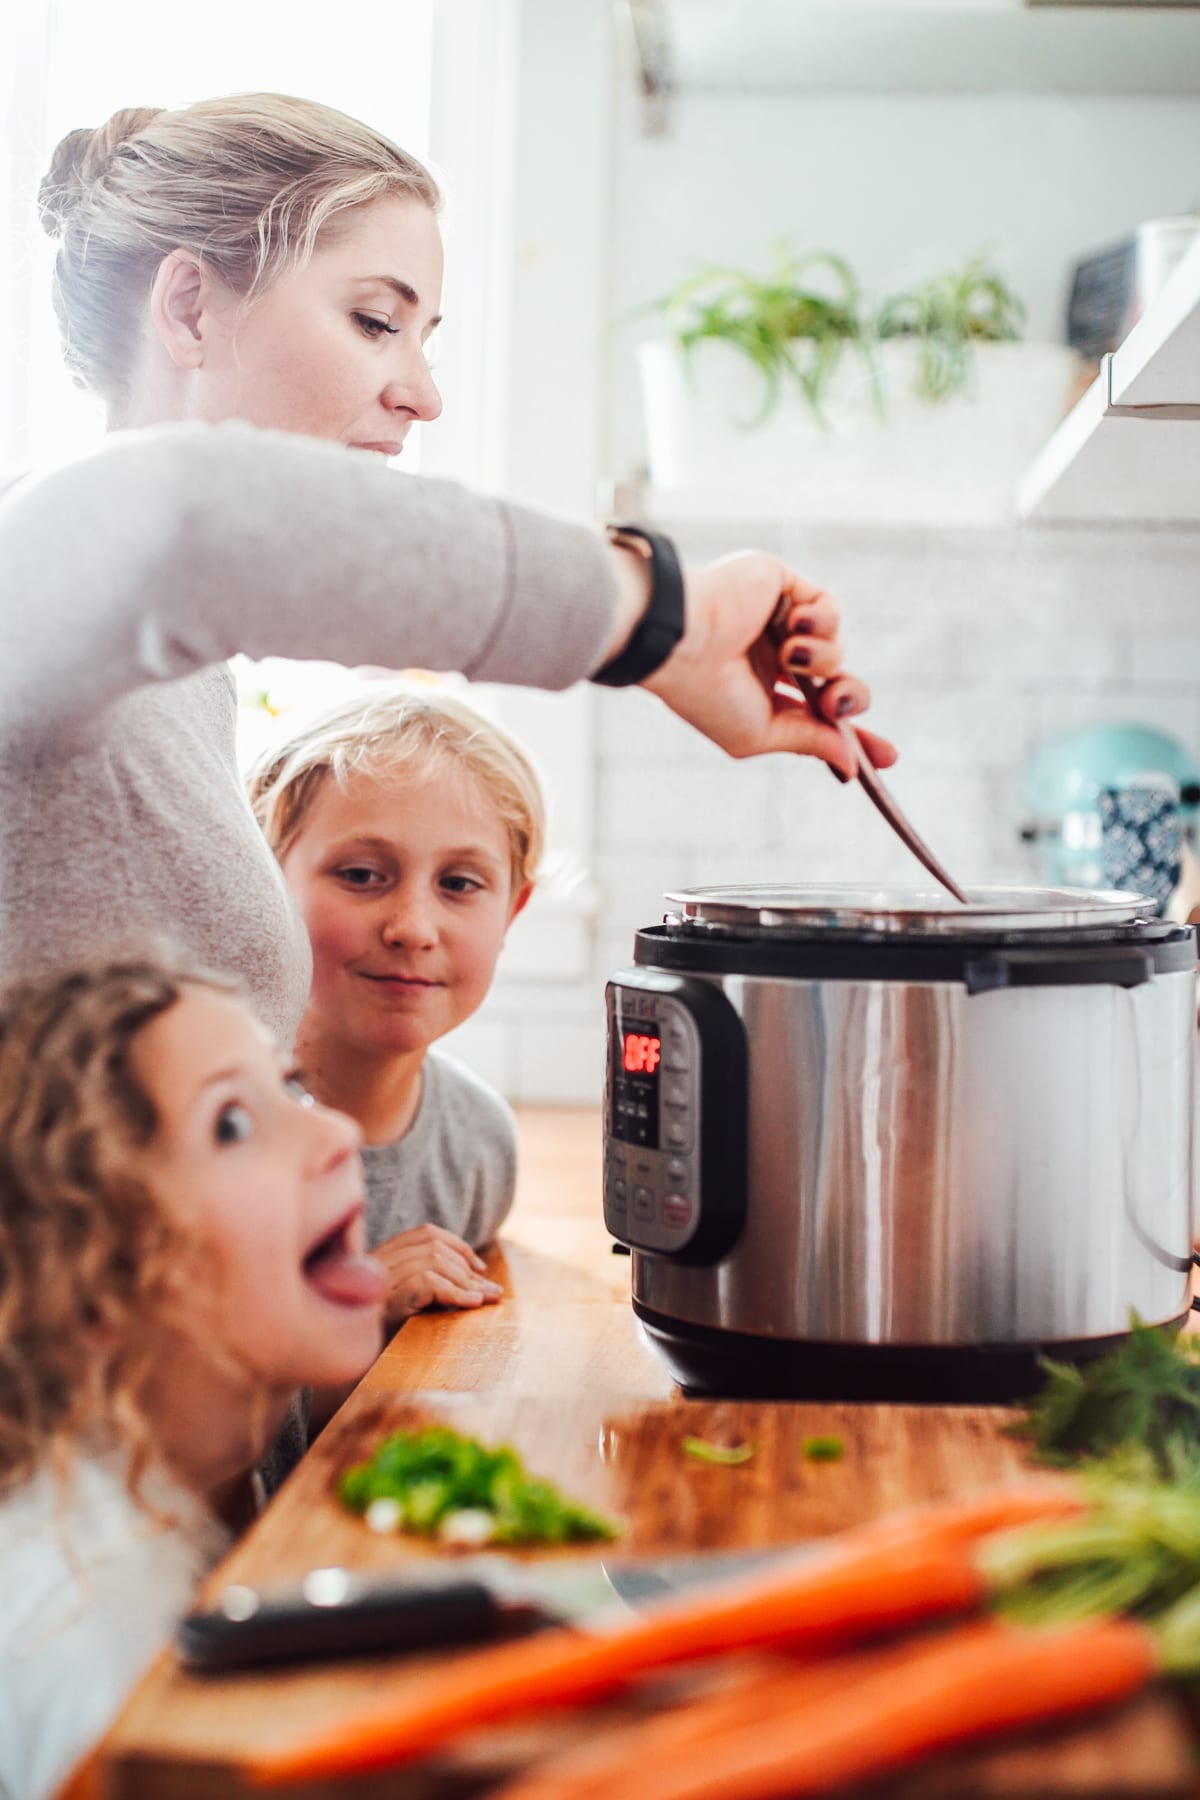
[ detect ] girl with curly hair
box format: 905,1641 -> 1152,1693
0,961 -> 385,1800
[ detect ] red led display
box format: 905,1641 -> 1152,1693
623,1032 -> 661,1075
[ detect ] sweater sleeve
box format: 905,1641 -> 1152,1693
0,423 -> 618,739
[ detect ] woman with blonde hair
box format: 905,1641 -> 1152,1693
0,90 -> 893,1039
0,960 -> 386,1798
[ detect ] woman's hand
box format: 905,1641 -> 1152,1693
373,1223 -> 502,1326
641,551 -> 897,780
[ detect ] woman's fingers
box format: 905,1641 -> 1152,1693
815,672 -> 870,721
778,630 -> 846,683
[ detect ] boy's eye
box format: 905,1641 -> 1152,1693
214,1102 -> 254,1146
284,1074 -> 315,1108
353,312 -> 399,339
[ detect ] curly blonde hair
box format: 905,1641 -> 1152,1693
0,960 -> 234,1500
37,92 -> 441,412
247,683 -> 545,891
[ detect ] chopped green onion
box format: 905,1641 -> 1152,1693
803,1435 -> 844,1463
683,1436 -> 756,1466
340,1426 -> 621,1547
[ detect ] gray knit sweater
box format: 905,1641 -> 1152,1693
0,423 -> 616,1043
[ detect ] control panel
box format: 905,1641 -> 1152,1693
604,970 -> 747,1265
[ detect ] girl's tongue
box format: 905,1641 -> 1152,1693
304,1221 -> 388,1309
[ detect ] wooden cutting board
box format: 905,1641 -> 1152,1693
90,1390 -> 1200,1799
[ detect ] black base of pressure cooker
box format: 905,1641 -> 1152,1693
633,1301 -> 1193,1406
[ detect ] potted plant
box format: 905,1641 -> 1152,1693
637,247 -> 1080,518
877,255 -> 1026,400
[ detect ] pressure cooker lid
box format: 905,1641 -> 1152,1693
662,884 -> 1149,938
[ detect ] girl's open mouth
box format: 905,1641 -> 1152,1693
302,1207 -> 388,1309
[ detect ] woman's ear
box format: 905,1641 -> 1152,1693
507,881 -> 534,927
148,249 -> 218,371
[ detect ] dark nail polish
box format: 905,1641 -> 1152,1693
835,694 -> 858,718
828,762 -> 850,785
788,645 -> 813,670
790,617 -> 817,636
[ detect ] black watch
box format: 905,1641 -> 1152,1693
591,525 -> 685,688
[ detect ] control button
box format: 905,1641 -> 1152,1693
610,1143 -> 628,1166
664,1078 -> 690,1108
633,1186 -> 656,1222
662,1056 -> 690,1076
610,1179 -> 628,1213
662,1193 -> 694,1230
666,1157 -> 688,1183
666,1118 -> 689,1149
633,1155 -> 653,1176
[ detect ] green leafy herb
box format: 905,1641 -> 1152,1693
982,1470 -> 1200,1676
340,1427 -> 621,1547
682,1436 -> 756,1466
658,244 -> 879,428
1019,1318 -> 1200,1480
877,254 -> 1025,401
802,1435 -> 844,1463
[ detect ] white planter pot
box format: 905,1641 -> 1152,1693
638,337 -> 1081,524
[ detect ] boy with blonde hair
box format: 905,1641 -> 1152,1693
249,685 -> 542,1325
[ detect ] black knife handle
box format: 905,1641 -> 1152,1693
177,1574 -> 502,1671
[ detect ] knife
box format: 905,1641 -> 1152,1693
177,1544 -> 805,1672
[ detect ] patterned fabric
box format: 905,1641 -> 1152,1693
1099,784 -> 1181,917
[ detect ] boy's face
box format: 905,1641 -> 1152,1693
128,986 -> 386,1399
281,764 -> 531,1062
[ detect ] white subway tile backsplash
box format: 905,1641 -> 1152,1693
1031,687 -> 1200,749
1130,629 -> 1200,685
597,759 -> 775,850
514,1016 -> 607,1106
456,521 -> 1200,1101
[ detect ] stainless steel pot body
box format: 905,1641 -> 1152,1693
629,958 -> 1197,1348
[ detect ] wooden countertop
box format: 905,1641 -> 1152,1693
86,1108 -> 1198,1799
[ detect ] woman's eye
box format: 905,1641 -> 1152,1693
284,1074 -> 316,1108
353,312 -> 398,339
214,1102 -> 254,1146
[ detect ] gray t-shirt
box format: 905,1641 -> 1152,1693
362,1051 -> 517,1252
0,423 -> 616,1044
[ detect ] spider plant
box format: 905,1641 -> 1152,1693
657,244 -> 879,428
876,255 -> 1026,402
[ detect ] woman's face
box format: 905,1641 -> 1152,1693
186,194 -> 444,455
127,985 -> 386,1401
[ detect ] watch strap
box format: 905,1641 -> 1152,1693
592,525 -> 685,688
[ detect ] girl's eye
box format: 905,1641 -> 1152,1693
284,1074 -> 316,1108
353,312 -> 398,339
441,873 -> 483,897
337,866 -> 385,888
214,1102 -> 254,1147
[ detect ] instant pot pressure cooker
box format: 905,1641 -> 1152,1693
604,886 -> 1197,1402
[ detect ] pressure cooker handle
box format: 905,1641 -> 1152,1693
964,946 -> 1155,996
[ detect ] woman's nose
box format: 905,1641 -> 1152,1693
382,353 -> 442,424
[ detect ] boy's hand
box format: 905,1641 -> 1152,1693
375,1223 -> 503,1325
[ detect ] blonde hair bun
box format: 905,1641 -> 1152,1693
38,109 -> 164,238
37,92 -> 439,408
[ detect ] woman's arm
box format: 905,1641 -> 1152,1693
0,422 -> 617,737
0,421 -> 894,770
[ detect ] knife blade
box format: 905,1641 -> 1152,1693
177,1544 -> 807,1673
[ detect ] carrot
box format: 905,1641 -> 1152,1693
246,1479 -> 1079,1786
495,1617 -> 1159,1800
